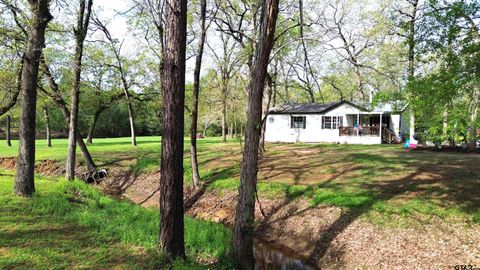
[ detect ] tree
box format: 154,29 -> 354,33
93,17 -> 138,146
416,0 -> 480,149
6,115 -> 12,146
43,105 -> 51,147
0,1 -> 25,118
232,0 -> 279,268
207,33 -> 240,142
82,45 -> 125,144
0,62 -> 21,117
66,0 -> 93,180
159,0 -> 187,260
190,0 -> 207,189
406,0 -> 419,141
40,59 -> 97,172
14,0 -> 52,196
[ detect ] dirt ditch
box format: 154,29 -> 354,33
0,157 -> 65,176
1,158 -> 479,269
98,166 -> 480,269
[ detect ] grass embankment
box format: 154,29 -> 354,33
0,171 -> 232,269
1,136 -> 480,226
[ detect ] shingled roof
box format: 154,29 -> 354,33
268,100 -> 367,114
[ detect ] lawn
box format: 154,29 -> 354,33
1,137 -> 480,268
0,170 -> 232,269
1,136 -> 480,225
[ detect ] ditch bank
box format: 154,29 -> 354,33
1,158 -> 479,269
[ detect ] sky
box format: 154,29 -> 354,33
95,1 -> 201,82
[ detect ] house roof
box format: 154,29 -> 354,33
268,100 -> 368,114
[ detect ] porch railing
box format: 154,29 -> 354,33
339,126 -> 380,136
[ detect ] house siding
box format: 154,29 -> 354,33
265,103 -> 401,144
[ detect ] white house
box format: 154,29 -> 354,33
264,100 -> 406,144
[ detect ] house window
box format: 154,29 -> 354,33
291,116 -> 306,129
323,116 -> 332,129
322,116 -> 343,129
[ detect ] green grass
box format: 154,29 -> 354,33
0,171 -> 232,269
1,136 -> 480,226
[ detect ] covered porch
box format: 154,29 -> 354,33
339,113 -> 398,143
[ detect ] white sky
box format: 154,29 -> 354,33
95,1 -> 198,82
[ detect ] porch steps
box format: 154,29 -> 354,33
382,127 -> 398,144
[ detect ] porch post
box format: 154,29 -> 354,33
380,113 -> 383,143
356,113 -> 359,136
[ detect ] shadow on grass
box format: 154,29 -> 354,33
255,149 -> 480,265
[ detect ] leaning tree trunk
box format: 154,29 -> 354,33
43,106 -> 51,147
159,0 -> 187,260
6,115 -> 12,147
14,0 -> 52,196
469,87 -> 479,151
190,0 -> 207,189
66,0 -> 93,180
232,0 -> 279,268
87,106 -> 102,144
0,60 -> 22,117
40,60 -> 97,171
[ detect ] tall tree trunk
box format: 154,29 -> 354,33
159,0 -> 187,260
442,109 -> 448,146
43,106 -> 51,147
469,88 -> 479,151
87,107 -> 102,144
6,115 -> 12,147
259,74 -> 274,152
233,118 -> 237,137
272,62 -> 277,107
118,66 -> 137,146
407,0 -> 418,141
127,103 -> 137,145
66,0 -> 93,180
232,0 -> 279,268
221,83 -> 227,142
14,0 -> 52,197
190,0 -> 207,189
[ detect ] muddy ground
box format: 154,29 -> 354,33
1,157 -> 479,269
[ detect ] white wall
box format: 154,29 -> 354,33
390,114 -> 402,139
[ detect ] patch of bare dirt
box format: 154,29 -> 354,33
100,168 -> 160,208
36,159 -> 65,176
186,191 -> 480,269
0,157 -> 64,176
0,157 -> 16,170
